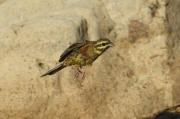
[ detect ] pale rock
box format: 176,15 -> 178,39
0,0 -> 180,119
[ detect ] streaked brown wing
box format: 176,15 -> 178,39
59,40 -> 88,62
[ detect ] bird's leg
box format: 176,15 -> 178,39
79,66 -> 85,83
72,66 -> 85,83
72,65 -> 81,78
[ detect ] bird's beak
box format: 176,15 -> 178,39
108,42 -> 114,47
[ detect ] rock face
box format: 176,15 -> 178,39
0,0 -> 179,119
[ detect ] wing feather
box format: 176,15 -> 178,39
59,40 -> 88,62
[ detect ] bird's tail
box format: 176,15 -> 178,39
41,63 -> 66,77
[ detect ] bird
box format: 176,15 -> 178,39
41,38 -> 114,82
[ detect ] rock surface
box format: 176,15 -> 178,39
0,0 -> 180,119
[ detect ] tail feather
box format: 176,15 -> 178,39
41,64 -> 65,77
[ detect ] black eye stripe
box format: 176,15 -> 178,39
102,42 -> 109,45
95,43 -> 109,47
102,43 -> 106,46
95,44 -> 102,47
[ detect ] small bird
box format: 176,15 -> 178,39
41,38 -> 114,82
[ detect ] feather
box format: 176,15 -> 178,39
41,63 -> 65,77
59,40 -> 88,62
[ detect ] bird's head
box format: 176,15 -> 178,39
93,38 -> 114,55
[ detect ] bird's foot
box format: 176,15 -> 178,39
72,66 -> 86,83
80,69 -> 85,83
78,66 -> 86,83
72,65 -> 81,78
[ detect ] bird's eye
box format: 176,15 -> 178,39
102,43 -> 106,46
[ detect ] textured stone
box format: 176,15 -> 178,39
0,0 -> 180,119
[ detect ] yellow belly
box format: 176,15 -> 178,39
63,53 -> 93,66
